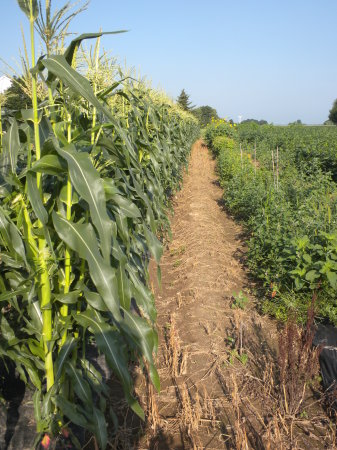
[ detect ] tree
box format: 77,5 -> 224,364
177,89 -> 194,111
288,119 -> 303,125
241,118 -> 268,125
328,99 -> 337,125
3,77 -> 32,112
192,105 -> 219,127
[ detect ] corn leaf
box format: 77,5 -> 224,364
26,172 -> 48,225
2,119 -> 20,175
56,144 -> 112,262
52,212 -> 121,320
92,407 -> 108,450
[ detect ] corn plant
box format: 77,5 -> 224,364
0,1 -> 199,447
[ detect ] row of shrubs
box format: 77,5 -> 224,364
204,121 -> 337,324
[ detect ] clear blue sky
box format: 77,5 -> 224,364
1,0 -> 337,124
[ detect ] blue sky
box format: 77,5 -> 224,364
1,0 -> 337,124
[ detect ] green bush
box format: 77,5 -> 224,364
205,121 -> 337,324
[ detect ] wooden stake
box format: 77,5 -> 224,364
254,141 -> 257,176
276,146 -> 279,190
240,143 -> 243,170
271,150 -> 276,187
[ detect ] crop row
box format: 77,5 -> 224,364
0,1 -> 199,448
205,120 -> 337,325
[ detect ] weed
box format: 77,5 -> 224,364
231,290 -> 249,310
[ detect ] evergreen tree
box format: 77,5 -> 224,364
328,99 -> 337,125
177,89 -> 194,111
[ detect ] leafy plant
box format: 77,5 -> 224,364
231,291 -> 249,310
228,349 -> 248,366
205,120 -> 337,324
0,1 -> 199,447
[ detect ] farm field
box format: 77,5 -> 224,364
205,122 -> 337,325
107,138 -> 337,449
1,1 -> 337,450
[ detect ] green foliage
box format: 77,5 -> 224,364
241,118 -> 268,125
289,119 -> 303,125
329,98 -> 337,125
0,3 -> 199,447
237,122 -> 337,180
177,88 -> 194,111
203,118 -> 236,148
231,291 -> 249,310
213,135 -> 235,157
3,76 -> 32,111
206,121 -> 337,325
227,348 -> 248,365
192,105 -> 219,127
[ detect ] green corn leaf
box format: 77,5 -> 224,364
79,359 -> 109,398
0,253 -> 23,269
41,385 -> 56,418
33,390 -> 42,426
26,172 -> 48,225
97,76 -> 131,100
2,119 -> 20,175
121,310 -> 160,392
127,267 -> 156,321
74,310 -> 144,420
0,209 -> 13,247
116,264 -> 131,311
83,288 -> 108,312
9,223 -> 29,265
21,108 -> 42,123
0,208 -> 27,265
7,349 -> 42,390
55,396 -> 89,428
60,184 -> 79,204
1,315 -> 16,342
115,212 -> 129,248
80,358 -> 103,386
52,212 -> 121,320
103,179 -> 120,198
64,31 -> 128,67
110,194 -> 142,218
0,288 -> 30,303
31,154 -> 67,176
143,226 -> 162,263
55,144 -> 112,262
42,55 -> 114,120
66,362 -> 93,405
92,407 -> 108,450
28,338 -> 44,360
54,290 -> 81,304
55,337 -> 77,381
28,299 -> 43,333
42,56 -> 136,159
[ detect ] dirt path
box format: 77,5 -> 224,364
142,140 -> 273,449
135,140 -> 333,450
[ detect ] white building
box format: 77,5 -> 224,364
0,75 -> 12,94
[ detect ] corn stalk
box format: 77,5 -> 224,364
0,2 -> 199,447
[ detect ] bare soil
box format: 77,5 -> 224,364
132,140 -> 336,450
